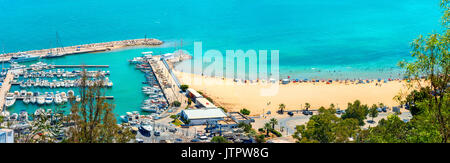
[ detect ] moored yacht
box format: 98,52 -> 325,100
5,93 -> 16,107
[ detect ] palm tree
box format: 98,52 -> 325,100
264,122 -> 272,137
278,103 -> 286,114
269,118 -> 278,129
305,102 -> 311,111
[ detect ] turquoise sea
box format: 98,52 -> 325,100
0,0 -> 443,116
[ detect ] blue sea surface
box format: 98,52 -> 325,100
0,0 -> 443,115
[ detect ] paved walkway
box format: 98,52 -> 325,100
0,71 -> 14,112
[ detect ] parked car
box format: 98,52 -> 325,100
288,112 -> 294,116
135,138 -> 144,143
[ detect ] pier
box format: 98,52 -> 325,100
14,96 -> 114,100
52,65 -> 109,68
0,71 -> 14,112
147,56 -> 187,108
0,38 -> 163,62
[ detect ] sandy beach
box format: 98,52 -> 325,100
174,71 -> 417,116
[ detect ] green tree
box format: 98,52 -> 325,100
341,100 -> 369,126
240,108 -> 250,115
278,103 -> 286,114
263,122 -> 272,137
211,136 -> 229,143
66,69 -> 135,143
305,103 -> 311,110
238,122 -> 253,133
369,104 -> 379,123
398,0 -> 449,142
172,101 -> 181,107
269,118 -> 278,129
180,85 -> 189,92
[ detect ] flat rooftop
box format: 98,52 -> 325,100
182,108 -> 227,120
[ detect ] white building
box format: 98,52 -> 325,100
181,108 -> 227,125
186,88 -> 203,102
195,97 -> 217,109
0,129 -> 14,143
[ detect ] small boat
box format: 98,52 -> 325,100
20,90 -> 27,98
54,93 -> 62,104
10,53 -> 40,63
45,93 -> 53,104
37,95 -> 45,105
61,92 -> 68,103
18,110 -> 29,121
141,104 -> 158,112
120,112 -> 133,123
5,93 -> 16,107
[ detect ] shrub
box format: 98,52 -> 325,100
219,106 -> 228,113
271,129 -> 283,137
211,136 -> 229,143
172,101 -> 181,107
240,108 -> 251,115
180,85 -> 189,92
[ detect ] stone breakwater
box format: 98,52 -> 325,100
0,38 -> 163,62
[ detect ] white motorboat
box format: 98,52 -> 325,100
120,112 -> 134,123
45,93 -> 53,104
54,93 -> 62,104
141,104 -> 158,112
61,92 -> 68,103
37,95 -> 45,105
5,93 -> 16,107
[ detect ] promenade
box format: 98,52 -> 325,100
147,56 -> 188,118
0,71 -> 14,112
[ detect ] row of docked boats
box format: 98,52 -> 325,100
0,109 -> 58,123
18,77 -> 113,88
141,86 -> 167,113
4,90 -> 79,107
18,69 -> 110,79
129,54 -> 169,114
0,110 -> 30,122
128,52 -> 153,64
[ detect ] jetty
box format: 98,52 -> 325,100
14,96 -> 114,100
0,71 -> 14,112
0,38 -> 163,62
52,65 -> 109,68
147,56 -> 187,106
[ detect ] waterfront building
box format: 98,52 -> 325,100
180,108 -> 227,125
195,97 -> 216,109
186,88 -> 203,103
0,129 -> 14,143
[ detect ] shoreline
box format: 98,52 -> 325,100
174,70 -> 421,116
0,38 -> 163,62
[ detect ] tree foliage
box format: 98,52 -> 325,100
65,69 -> 135,143
341,100 -> 369,126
